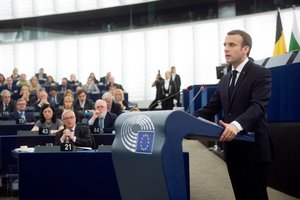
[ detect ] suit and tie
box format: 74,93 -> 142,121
193,60 -> 273,200
0,100 -> 16,113
55,125 -> 94,148
89,112 -> 117,133
2,84 -> 18,94
9,111 -> 36,123
35,73 -> 47,80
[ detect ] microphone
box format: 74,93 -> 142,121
148,85 -> 193,111
186,85 -> 205,113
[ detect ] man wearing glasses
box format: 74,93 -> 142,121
55,110 -> 93,148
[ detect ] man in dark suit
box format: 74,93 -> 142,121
32,90 -> 50,112
9,98 -> 36,123
193,30 -> 273,200
159,71 -> 176,110
101,92 -> 123,116
88,99 -> 117,133
55,110 -> 93,148
35,68 -> 47,81
58,77 -> 72,93
2,77 -> 18,94
0,90 -> 16,114
171,66 -> 181,107
73,90 -> 94,122
48,86 -> 63,106
99,72 -> 111,86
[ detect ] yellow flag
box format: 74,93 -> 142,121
273,10 -> 287,56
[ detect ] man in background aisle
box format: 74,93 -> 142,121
159,71 -> 176,110
193,30 -> 273,200
171,66 -> 181,107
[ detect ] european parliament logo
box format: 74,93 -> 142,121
136,131 -> 155,154
120,115 -> 155,154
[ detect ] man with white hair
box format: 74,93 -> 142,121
0,90 -> 16,114
88,99 -> 117,133
32,90 -> 50,112
55,110 -> 93,148
101,92 -> 122,116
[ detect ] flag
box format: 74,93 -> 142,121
289,9 -> 300,51
135,131 -> 155,154
273,10 -> 287,56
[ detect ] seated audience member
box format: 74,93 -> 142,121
106,76 -> 124,91
57,95 -> 74,118
16,73 -> 29,87
32,90 -> 50,112
99,72 -> 111,86
45,76 -> 57,86
3,77 -> 18,94
0,74 -> 5,86
102,92 -> 122,116
11,67 -> 20,81
88,99 -> 117,133
73,90 -> 94,122
35,67 -> 47,81
19,85 -> 31,104
82,77 -> 100,94
108,84 -> 117,97
29,76 -> 41,95
9,98 -> 36,123
55,110 -> 93,148
58,77 -> 71,93
31,104 -> 64,134
48,86 -> 63,106
114,88 -> 128,111
64,89 -> 74,98
89,72 -> 98,84
68,74 -> 81,86
0,90 -> 16,114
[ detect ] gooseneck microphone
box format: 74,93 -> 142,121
148,85 -> 193,111
186,85 -> 205,113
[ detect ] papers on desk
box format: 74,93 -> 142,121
15,146 -> 35,152
75,146 -> 93,151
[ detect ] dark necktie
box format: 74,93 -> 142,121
229,70 -> 238,97
4,104 -> 8,111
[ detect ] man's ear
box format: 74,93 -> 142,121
243,45 -> 250,55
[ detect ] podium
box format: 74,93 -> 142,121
112,110 -> 254,200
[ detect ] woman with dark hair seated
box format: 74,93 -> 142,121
31,104 -> 64,135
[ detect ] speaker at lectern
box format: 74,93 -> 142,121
112,110 -> 254,200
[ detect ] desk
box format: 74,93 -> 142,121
0,124 -> 33,136
16,152 -> 121,200
15,151 -> 189,200
0,134 -> 115,176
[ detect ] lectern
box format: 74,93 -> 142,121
112,110 -> 254,200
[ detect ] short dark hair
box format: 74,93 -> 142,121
40,104 -> 57,123
227,30 -> 252,56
